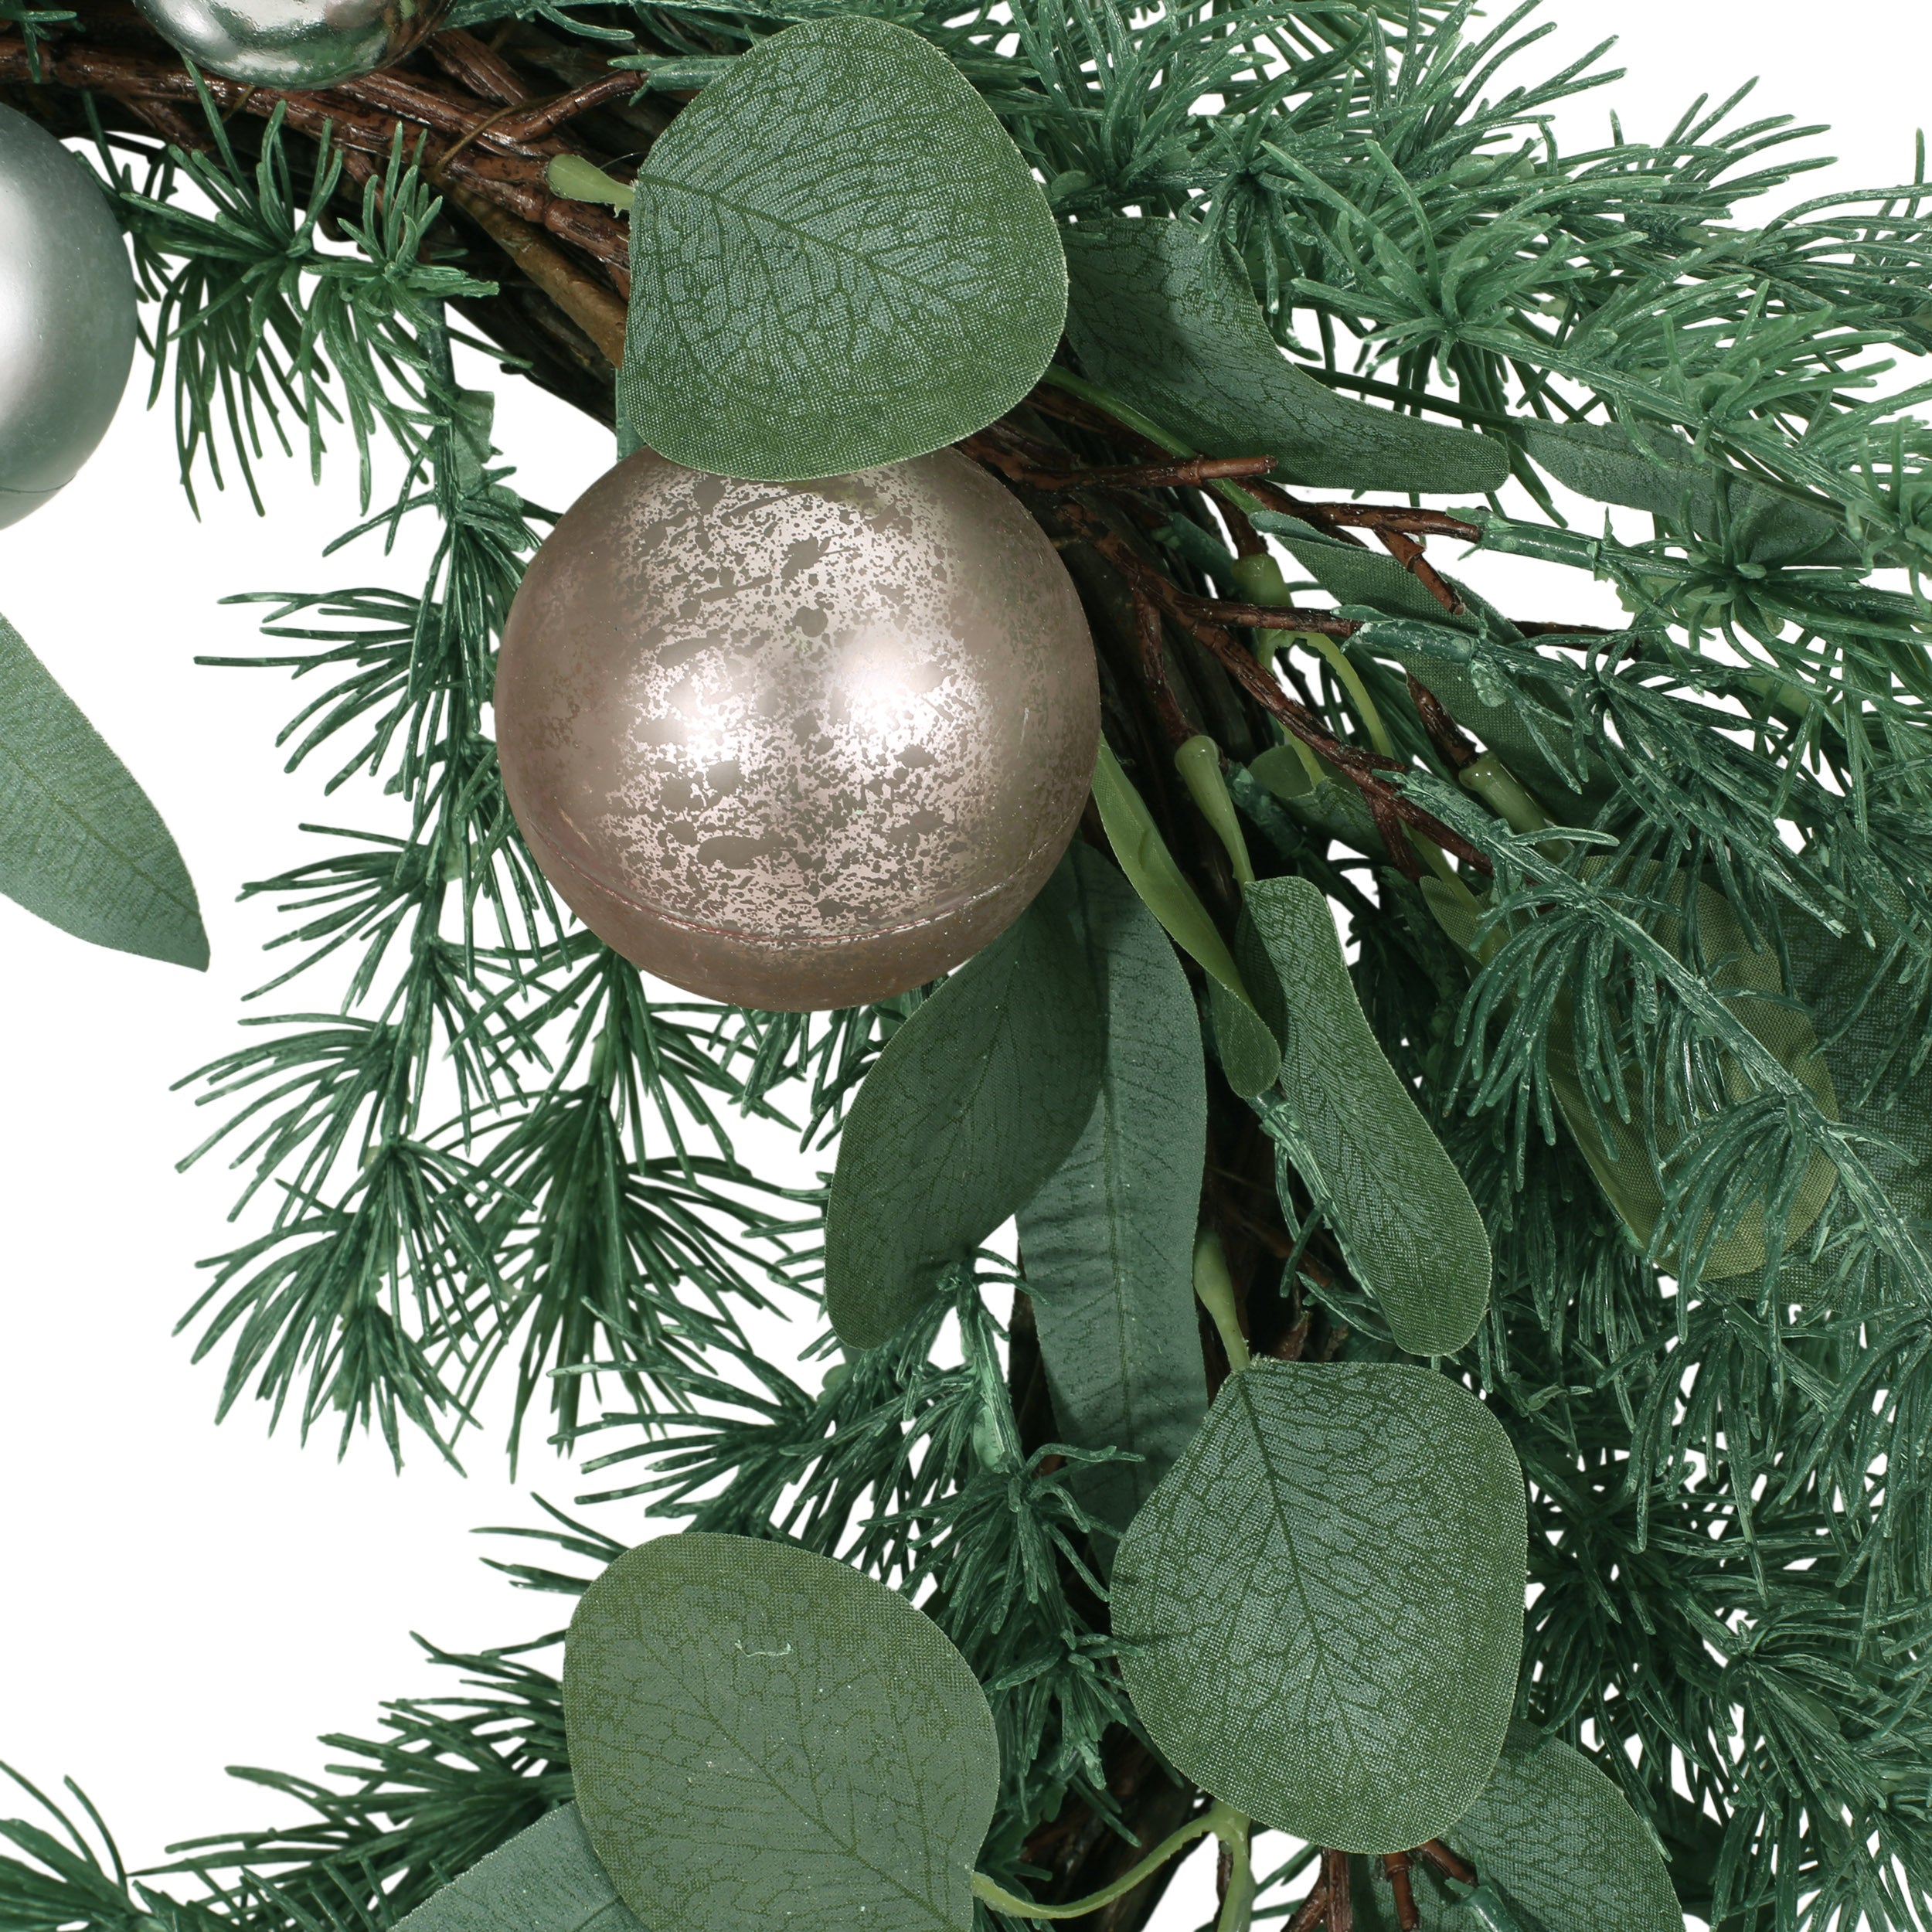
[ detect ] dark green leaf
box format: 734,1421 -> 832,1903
1062,217 -> 1506,495
1113,1360 -> 1526,1852
1241,876 -> 1490,1354
0,611 -> 207,968
1351,1724 -> 1681,1930
1250,512 -> 1478,628
563,1532 -> 998,1932
1444,1723 -> 1682,1932
1208,976 -> 1288,1100
1016,845 -> 1209,1545
619,15 -> 1066,480
393,1806 -> 645,1932
1090,742 -> 1280,1097
825,871 -> 1104,1349
1518,420 -> 1864,567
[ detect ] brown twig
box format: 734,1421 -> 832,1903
1055,502 -> 1492,877
1128,579 -> 1199,748
1408,672 -> 1479,770
1322,1850 -> 1354,1932
437,178 -> 627,366
1285,1882 -> 1331,1932
1415,1841 -> 1478,1888
961,432 -> 1277,495
0,36 -> 633,287
1383,1852 -> 1420,1931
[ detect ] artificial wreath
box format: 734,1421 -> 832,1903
4,0 -> 1931,1927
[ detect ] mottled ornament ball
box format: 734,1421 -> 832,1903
495,447 -> 1099,1010
133,0 -> 447,88
0,107 -> 138,531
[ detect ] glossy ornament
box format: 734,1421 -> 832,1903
133,0 -> 447,89
0,107 -> 138,532
496,448 -> 1099,1010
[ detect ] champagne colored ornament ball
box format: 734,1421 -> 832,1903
495,447 -> 1099,1011
0,107 -> 138,532
133,0 -> 447,88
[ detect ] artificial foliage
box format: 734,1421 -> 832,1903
5,2 -> 1932,1930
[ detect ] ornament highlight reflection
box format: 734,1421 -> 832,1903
495,449 -> 1100,1010
134,0 -> 447,88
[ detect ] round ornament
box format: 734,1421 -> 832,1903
495,447 -> 1099,1011
133,0 -> 447,89
0,107 -> 138,532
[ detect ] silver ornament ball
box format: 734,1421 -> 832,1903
495,448 -> 1100,1012
0,107 -> 138,532
134,0 -> 447,89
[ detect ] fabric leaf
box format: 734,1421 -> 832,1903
620,15 -> 1066,480
1519,419 -> 1866,567
1016,845 -> 1210,1546
1112,1360 -> 1526,1853
1063,216 -> 1506,495
0,612 -> 207,969
825,867 -> 1104,1349
1250,512 -> 1478,629
1350,1724 -> 1682,1930
393,1807 -> 647,1932
563,1533 -> 998,1932
1090,740 -> 1281,1097
1241,876 -> 1490,1355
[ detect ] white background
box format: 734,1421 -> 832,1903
2,2 -> 1925,1921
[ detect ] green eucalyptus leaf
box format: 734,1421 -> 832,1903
1090,741 -> 1281,1097
392,1807 -> 646,1932
1243,746 -> 1386,859
0,612 -> 208,969
1062,216 -> 1506,495
1113,1359 -> 1526,1853
1352,1724 -> 1681,1930
1249,512 -> 1479,629
1016,844 -> 1210,1548
619,15 -> 1066,480
1240,876 -> 1490,1354
1208,977 -> 1288,1099
825,868 -> 1104,1349
1519,419 -> 1865,567
1446,1723 -> 1682,1932
563,1533 -> 998,1932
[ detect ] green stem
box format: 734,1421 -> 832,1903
1193,1230 -> 1250,1372
971,1801 -> 1244,1920
1175,736 -> 1257,886
1214,1813 -> 1255,1932
546,154 -> 635,212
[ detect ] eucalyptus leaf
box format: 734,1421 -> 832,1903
1445,1723 -> 1682,1932
1090,740 -> 1281,1097
1113,1360 -> 1526,1853
1243,745 -> 1386,859
1062,216 -> 1506,495
563,1533 -> 998,1932
1016,845 -> 1209,1546
619,15 -> 1066,480
0,612 -> 208,969
1352,1723 -> 1681,1930
1249,512 -> 1478,629
825,868 -> 1104,1349
1519,419 -> 1865,567
1240,876 -> 1490,1354
392,1807 -> 646,1932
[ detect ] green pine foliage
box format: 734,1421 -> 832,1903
9,0 -> 1932,1927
